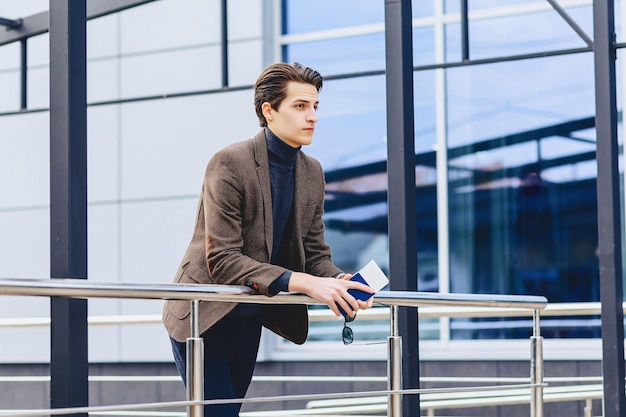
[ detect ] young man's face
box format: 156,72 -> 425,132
262,81 -> 319,148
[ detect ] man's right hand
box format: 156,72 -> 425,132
288,272 -> 375,318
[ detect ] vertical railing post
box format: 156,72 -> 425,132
186,300 -> 204,417
530,309 -> 544,417
388,305 -> 403,417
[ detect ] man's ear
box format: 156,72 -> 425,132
261,102 -> 273,121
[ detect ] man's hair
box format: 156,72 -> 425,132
254,62 -> 323,127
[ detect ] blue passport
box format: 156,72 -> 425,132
337,260 -> 389,318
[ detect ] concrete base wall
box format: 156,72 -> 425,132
0,360 -> 602,416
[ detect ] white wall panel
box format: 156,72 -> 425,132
228,40 -> 264,86
120,0 -> 220,54
0,71 -> 20,112
26,34 -> 48,68
87,13 -> 120,60
0,209 -> 50,279
0,112 -> 49,208
88,106 -> 120,202
88,204 -> 120,284
0,42 -> 19,71
0,327 -> 50,363
88,59 -> 120,103
228,0 -> 263,40
0,1 -> 48,18
120,46 -> 221,98
26,66 -> 49,109
89,323 -> 122,362
119,90 -> 257,200
119,323 -> 172,362
119,199 -> 197,284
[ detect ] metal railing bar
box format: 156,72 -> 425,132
0,375 -> 606,384
416,302 -> 600,317
0,302 -> 607,330
307,383 -> 599,408
0,278 -> 547,310
378,290 -> 546,309
0,314 -> 601,330
0,384 -> 543,417
89,413 -> 184,417
0,314 -> 163,328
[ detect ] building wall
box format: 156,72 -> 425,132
0,0 -> 268,364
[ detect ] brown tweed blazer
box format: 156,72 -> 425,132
163,130 -> 342,343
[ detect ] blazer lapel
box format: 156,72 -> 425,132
253,131 -> 274,261
292,152 -> 307,237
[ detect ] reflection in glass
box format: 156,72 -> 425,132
447,54 -> 600,339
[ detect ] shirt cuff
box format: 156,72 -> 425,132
268,270 -> 292,296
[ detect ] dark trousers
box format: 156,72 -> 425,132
170,312 -> 263,417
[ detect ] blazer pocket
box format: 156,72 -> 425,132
168,299 -> 191,320
168,262 -> 211,320
300,204 -> 317,237
182,261 -> 212,284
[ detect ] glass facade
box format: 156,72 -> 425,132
283,0 -> 615,344
0,0 -> 622,362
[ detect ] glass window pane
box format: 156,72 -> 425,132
286,34 -> 385,75
446,7 -> 591,61
413,0 -> 434,18
447,0 -> 552,13
414,27 -> 436,67
283,0 -> 383,34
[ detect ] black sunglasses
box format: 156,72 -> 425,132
342,313 -> 356,345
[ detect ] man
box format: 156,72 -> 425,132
162,62 -> 374,417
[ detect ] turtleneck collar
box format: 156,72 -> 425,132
265,127 -> 300,165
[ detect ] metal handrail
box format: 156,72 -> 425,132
0,277 -> 546,308
0,375 -> 606,383
0,277 -> 547,417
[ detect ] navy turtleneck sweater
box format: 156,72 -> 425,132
265,127 -> 298,294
